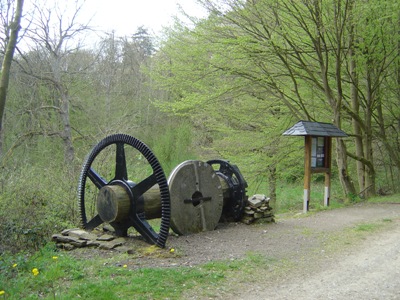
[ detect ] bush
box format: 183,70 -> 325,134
0,163 -> 77,254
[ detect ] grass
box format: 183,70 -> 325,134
0,244 -> 274,300
275,181 -> 345,214
367,193 -> 400,204
353,223 -> 382,232
275,180 -> 400,214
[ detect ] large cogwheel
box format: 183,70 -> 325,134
77,134 -> 170,248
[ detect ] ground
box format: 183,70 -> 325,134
72,202 -> 400,299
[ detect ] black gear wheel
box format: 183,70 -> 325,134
207,159 -> 248,221
78,134 -> 170,248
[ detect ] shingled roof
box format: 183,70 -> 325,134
283,121 -> 348,137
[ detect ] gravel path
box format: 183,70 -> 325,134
229,203 -> 400,300
241,212 -> 400,299
170,202 -> 400,299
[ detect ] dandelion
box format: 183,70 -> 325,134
52,256 -> 58,260
0,290 -> 5,295
12,263 -> 17,268
170,248 -> 175,253
32,268 -> 39,276
123,264 -> 127,268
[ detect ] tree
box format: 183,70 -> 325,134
88,27 -> 160,134
152,15 -> 297,199
17,0 -> 91,163
153,0 -> 399,198
0,0 -> 23,157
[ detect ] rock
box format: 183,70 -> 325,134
250,194 -> 267,202
67,229 -> 98,240
61,228 -> 80,235
241,216 -> 254,225
97,234 -> 115,241
98,238 -> 126,250
244,210 -> 255,215
52,234 -> 86,246
240,194 -> 275,225
255,216 -> 275,224
53,228 -> 130,252
254,212 -> 264,219
56,243 -> 75,251
248,197 -> 263,208
69,240 -> 87,247
86,240 -> 101,247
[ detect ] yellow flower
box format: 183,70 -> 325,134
32,268 -> 39,276
12,263 -> 18,268
170,248 -> 175,253
52,256 -> 58,260
0,290 -> 5,295
123,264 -> 127,268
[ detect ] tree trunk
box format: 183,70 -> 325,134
336,138 -> 356,199
312,0 -> 355,199
268,164 -> 277,210
349,16 -> 365,194
364,71 -> 376,197
0,0 -> 24,156
60,92 -> 74,163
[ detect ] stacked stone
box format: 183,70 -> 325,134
52,228 -> 127,251
241,194 -> 275,225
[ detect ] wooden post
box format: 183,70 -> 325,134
324,137 -> 332,206
304,136 -> 312,212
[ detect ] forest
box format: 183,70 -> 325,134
0,0 -> 399,253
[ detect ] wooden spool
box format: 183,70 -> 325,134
168,160 -> 224,235
97,185 -> 130,223
96,160 -> 231,235
96,183 -> 163,224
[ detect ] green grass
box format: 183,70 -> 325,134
0,244 -> 274,300
276,181 -> 400,214
367,193 -> 400,204
353,223 -> 382,232
275,181 -> 345,214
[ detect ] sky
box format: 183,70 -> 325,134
82,0 -> 208,37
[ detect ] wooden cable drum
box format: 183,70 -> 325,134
95,160 -> 232,235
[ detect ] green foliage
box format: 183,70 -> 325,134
149,119 -> 196,175
0,150 -> 78,253
151,0 -> 400,199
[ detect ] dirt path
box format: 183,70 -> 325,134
241,213 -> 400,299
169,202 -> 400,299
163,202 -> 400,264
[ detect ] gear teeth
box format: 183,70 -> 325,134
77,134 -> 171,248
207,159 -> 248,222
